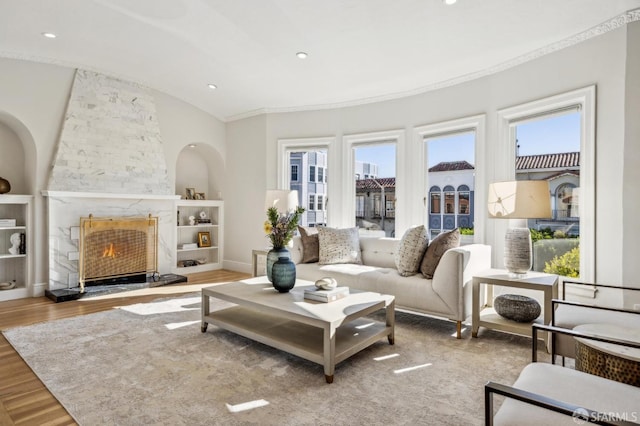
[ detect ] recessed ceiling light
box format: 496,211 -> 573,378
42,32 -> 57,39
296,52 -> 308,59
443,0 -> 457,4
207,83 -> 217,90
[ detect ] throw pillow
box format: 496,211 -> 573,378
298,226 -> 319,263
395,225 -> 429,276
318,227 -> 362,265
420,228 -> 460,279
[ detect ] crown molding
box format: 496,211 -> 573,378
225,7 -> 640,122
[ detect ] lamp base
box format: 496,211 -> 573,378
504,227 -> 532,275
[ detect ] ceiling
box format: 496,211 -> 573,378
1,0 -> 640,122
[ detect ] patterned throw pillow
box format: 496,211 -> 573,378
420,228 -> 460,279
298,226 -> 319,263
394,225 -> 429,276
318,227 -> 362,265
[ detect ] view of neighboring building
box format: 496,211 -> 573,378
289,151 -> 328,227
355,161 -> 378,180
355,152 -> 580,240
428,161 -> 476,239
517,152 -> 580,235
355,177 -> 396,237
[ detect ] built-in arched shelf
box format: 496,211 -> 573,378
175,144 -> 224,200
0,112 -> 36,195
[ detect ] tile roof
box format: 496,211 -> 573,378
516,152 -> 579,170
355,177 -> 396,190
428,160 -> 475,172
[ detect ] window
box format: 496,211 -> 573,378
317,195 -> 324,211
373,195 -> 381,217
356,195 -> 365,217
430,187 -> 441,213
353,142 -> 397,236
458,185 -> 470,215
498,85 -> 595,280
318,167 -> 324,183
444,186 -> 455,214
309,166 -> 316,182
419,121 -> 480,242
290,165 -> 299,182
308,194 -> 315,211
278,139 -> 331,228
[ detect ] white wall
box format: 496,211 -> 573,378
224,25 -> 633,287
623,21 -> 640,305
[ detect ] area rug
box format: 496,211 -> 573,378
4,294 -> 542,425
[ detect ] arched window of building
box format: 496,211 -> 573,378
556,183 -> 578,219
457,184 -> 470,215
429,186 -> 441,214
443,185 -> 455,214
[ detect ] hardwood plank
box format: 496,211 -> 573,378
0,269 -> 249,426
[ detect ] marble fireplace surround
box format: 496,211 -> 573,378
43,191 -> 180,293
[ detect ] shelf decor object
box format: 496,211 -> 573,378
0,176 -> 10,194
263,189 -> 304,283
487,180 -> 551,276
494,294 -> 541,322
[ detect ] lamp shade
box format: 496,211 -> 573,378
265,190 -> 299,213
487,180 -> 551,219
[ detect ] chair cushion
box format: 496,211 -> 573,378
394,225 -> 428,276
318,227 -> 362,265
494,363 -> 640,425
420,228 -> 460,279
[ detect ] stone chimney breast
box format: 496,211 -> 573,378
47,69 -> 172,195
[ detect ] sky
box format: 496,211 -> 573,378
355,112 -> 581,177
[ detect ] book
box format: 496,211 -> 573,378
0,219 -> 16,227
304,286 -> 349,303
181,243 -> 198,250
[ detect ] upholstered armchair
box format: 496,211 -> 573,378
485,323 -> 640,425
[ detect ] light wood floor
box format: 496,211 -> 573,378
0,270 -> 250,426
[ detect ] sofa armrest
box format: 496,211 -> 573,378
431,244 -> 492,320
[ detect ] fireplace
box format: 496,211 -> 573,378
79,215 -> 158,292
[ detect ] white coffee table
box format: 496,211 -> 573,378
201,277 -> 395,383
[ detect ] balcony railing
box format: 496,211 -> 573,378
553,209 -> 579,220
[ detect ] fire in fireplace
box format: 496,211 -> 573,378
79,215 -> 158,292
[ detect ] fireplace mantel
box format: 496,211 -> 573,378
42,190 -> 181,200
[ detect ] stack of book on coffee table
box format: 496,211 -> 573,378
303,286 -> 349,303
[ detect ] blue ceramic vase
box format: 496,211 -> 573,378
271,256 -> 296,293
266,247 -> 290,282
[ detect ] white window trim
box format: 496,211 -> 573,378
496,85 -> 595,281
277,136 -> 335,222
413,114 -> 486,243
343,129 -> 405,231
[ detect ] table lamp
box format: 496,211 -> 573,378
487,180 -> 551,276
264,190 -> 299,213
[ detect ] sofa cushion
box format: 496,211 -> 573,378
395,225 -> 428,276
298,226 -> 319,263
318,227 -> 362,265
420,228 -> 460,278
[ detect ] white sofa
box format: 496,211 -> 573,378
290,236 -> 492,338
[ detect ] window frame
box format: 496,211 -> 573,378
496,85 -> 595,281
343,129 -> 405,231
414,115 -> 486,243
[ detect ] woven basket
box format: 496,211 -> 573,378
494,294 -> 541,323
